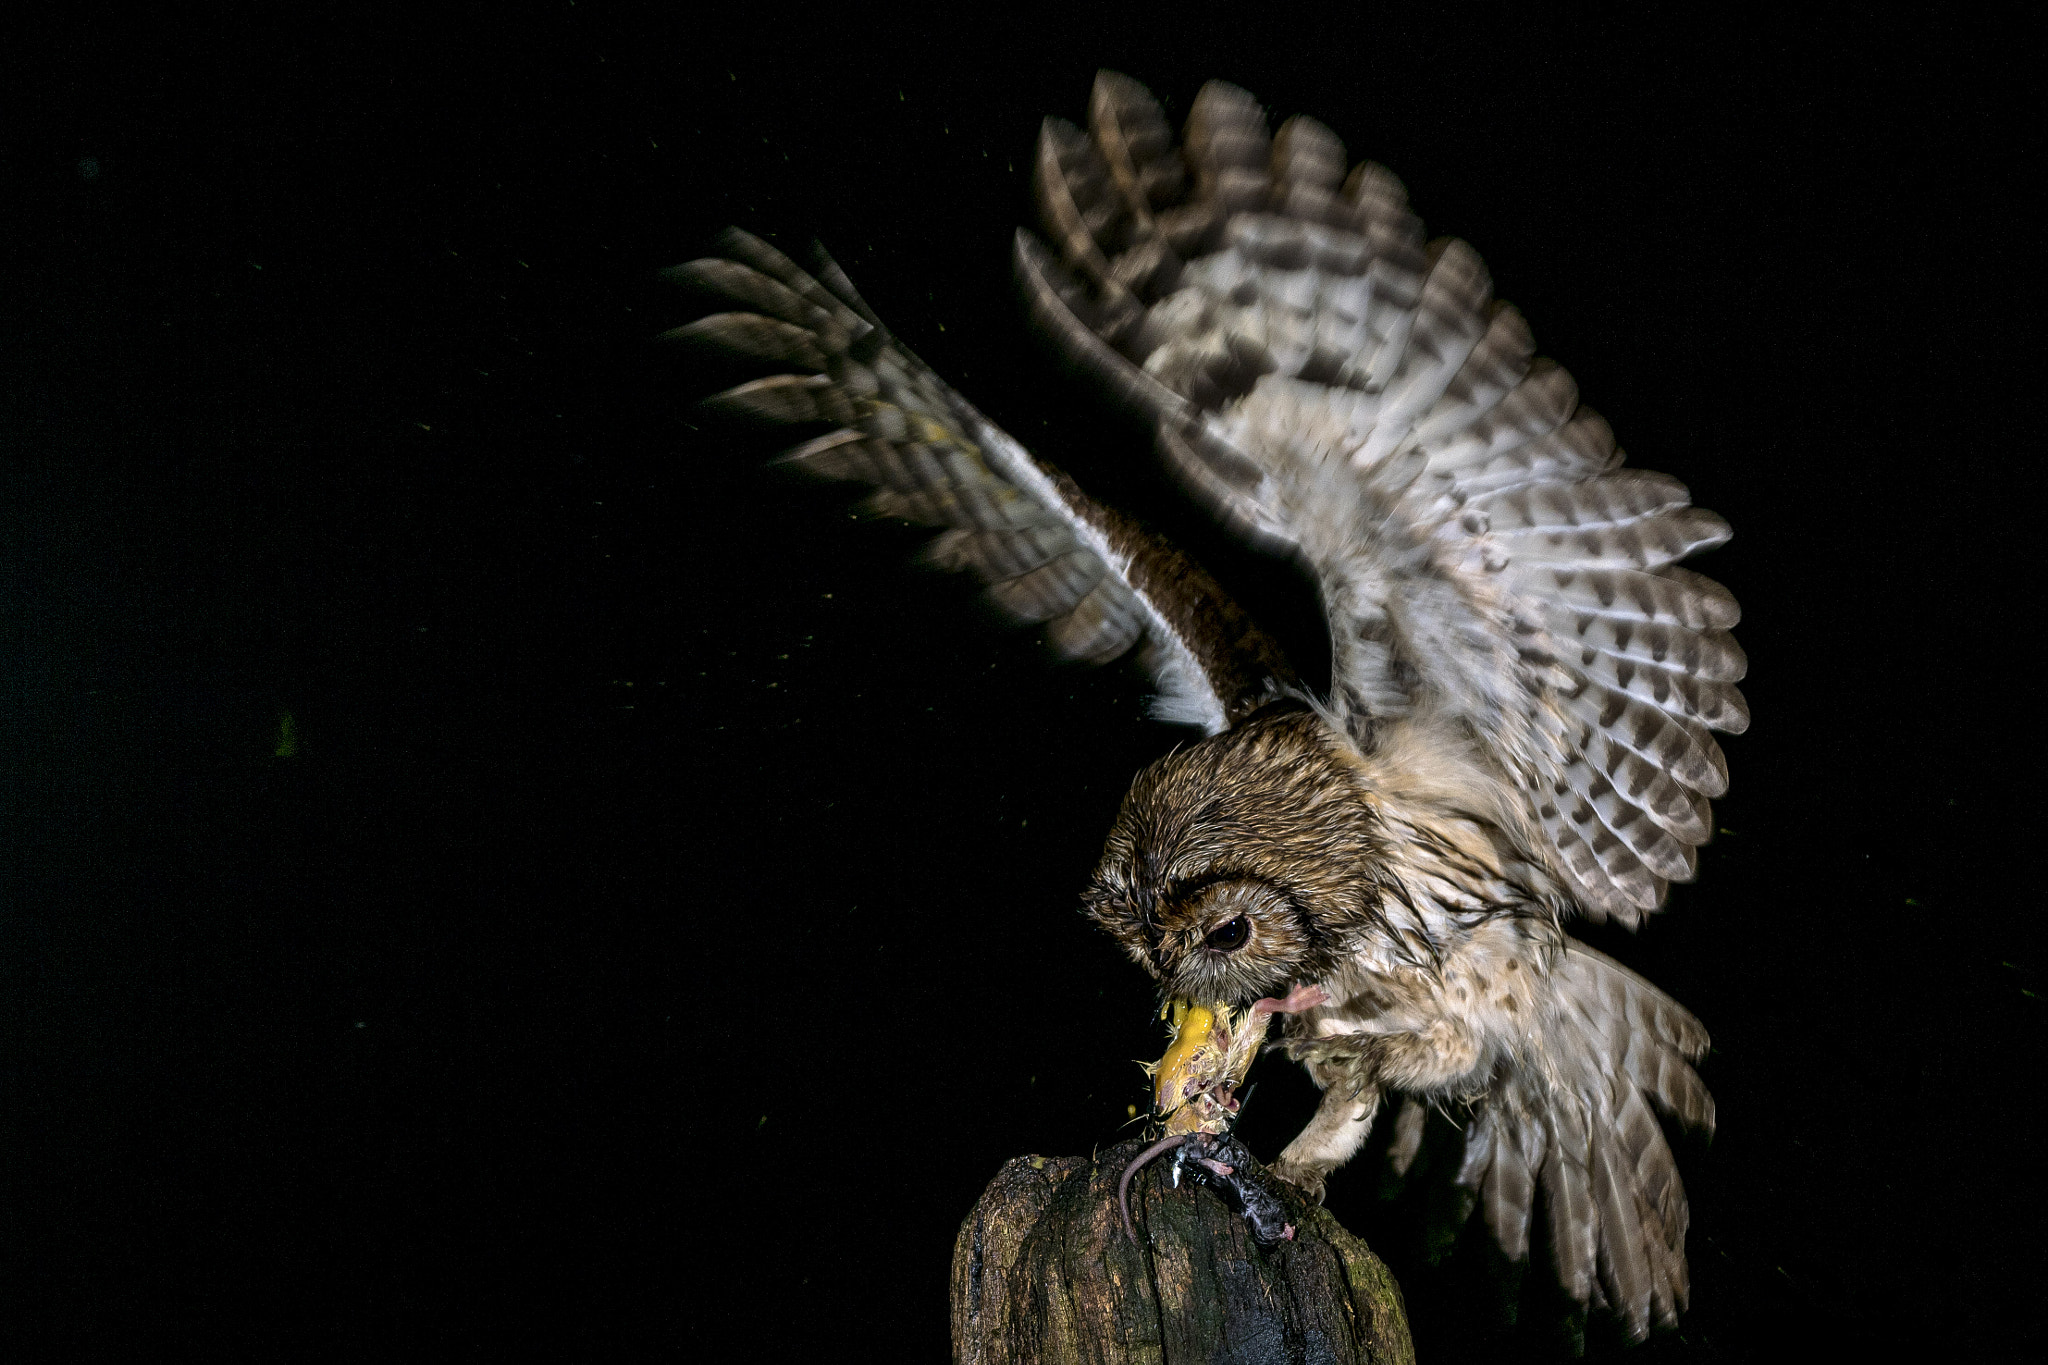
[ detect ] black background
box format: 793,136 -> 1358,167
5,5 -> 2040,1358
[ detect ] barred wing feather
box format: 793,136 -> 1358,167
1018,72 -> 1748,923
667,228 -> 1295,734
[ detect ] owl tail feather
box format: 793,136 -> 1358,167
1455,941 -> 1713,1341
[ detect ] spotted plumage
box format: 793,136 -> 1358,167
669,71 -> 1736,1341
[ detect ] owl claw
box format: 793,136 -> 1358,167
1269,1159 -> 1327,1205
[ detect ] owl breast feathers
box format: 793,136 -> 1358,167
670,71 -> 1737,1341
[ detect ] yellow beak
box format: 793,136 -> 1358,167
1146,996 -> 1288,1136
1152,999 -> 1223,1116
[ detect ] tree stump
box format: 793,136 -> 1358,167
950,1138 -> 1414,1365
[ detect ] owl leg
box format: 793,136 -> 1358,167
1270,1042 -> 1385,1202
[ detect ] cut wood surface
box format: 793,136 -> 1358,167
951,1138 -> 1414,1365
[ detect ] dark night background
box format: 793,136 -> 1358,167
4,5 -> 2039,1358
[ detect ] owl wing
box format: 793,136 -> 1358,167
667,228 -> 1296,733
1018,73 -> 1747,923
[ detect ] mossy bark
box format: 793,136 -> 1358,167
951,1138 -> 1414,1365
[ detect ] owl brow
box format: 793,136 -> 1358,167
1161,869 -> 1266,909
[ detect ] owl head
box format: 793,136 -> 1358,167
1081,706 -> 1389,1007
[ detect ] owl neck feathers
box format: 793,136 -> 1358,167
1320,708 -> 1572,966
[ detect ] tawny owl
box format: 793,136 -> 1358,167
670,72 -> 1734,1340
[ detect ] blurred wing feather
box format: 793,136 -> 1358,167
668,228 -> 1295,731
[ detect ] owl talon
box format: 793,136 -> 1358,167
1270,1160 -> 1327,1205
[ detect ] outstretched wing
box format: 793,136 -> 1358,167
665,228 -> 1295,733
1018,73 -> 1747,923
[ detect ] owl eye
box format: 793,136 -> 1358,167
1205,916 -> 1250,951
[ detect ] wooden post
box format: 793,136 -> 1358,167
951,1137 -> 1414,1364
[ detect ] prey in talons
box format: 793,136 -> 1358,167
1118,983 -> 1329,1246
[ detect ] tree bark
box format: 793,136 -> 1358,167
951,1138 -> 1414,1365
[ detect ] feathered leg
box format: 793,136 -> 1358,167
1271,1035 -> 1386,1201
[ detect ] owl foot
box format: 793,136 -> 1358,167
1269,1159 -> 1328,1206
